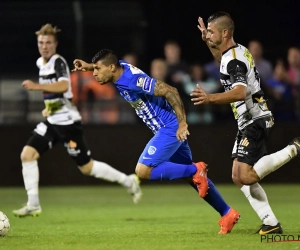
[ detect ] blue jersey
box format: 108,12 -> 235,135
115,61 -> 178,133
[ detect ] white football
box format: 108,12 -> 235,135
0,211 -> 10,237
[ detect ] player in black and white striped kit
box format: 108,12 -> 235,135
191,12 -> 300,234
13,24 -> 142,217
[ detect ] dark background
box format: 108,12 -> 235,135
1,0 -> 299,76
0,124 -> 299,186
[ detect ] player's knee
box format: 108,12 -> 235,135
238,174 -> 255,185
232,174 -> 248,185
135,163 -> 151,180
232,172 -> 240,185
232,169 -> 249,185
78,160 -> 93,175
233,162 -> 258,185
20,146 -> 39,162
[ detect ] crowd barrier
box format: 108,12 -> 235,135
0,123 -> 299,186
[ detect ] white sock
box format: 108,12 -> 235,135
241,184 -> 278,226
254,145 -> 297,179
22,161 -> 40,207
90,160 -> 131,187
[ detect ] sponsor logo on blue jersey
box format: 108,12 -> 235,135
142,78 -> 152,92
137,77 -> 145,87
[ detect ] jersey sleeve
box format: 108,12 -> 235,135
227,59 -> 248,87
128,75 -> 156,95
54,58 -> 69,81
36,57 -> 42,69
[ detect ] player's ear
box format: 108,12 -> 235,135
222,29 -> 228,38
110,64 -> 116,72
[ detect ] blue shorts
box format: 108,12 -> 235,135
138,126 -> 193,167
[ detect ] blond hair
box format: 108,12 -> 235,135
35,24 -> 61,41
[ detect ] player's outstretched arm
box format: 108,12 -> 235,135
197,17 -> 222,62
191,84 -> 246,105
22,79 -> 68,93
154,80 -> 189,142
72,59 -> 94,72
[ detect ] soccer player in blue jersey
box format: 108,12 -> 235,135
72,49 -> 240,234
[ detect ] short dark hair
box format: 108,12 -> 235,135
92,49 -> 120,66
207,11 -> 234,33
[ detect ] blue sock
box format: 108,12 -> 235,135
189,178 -> 230,216
150,162 -> 197,181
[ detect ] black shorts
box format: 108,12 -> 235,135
231,116 -> 274,166
26,120 -> 91,166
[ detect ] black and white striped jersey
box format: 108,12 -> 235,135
220,44 -> 272,130
37,54 -> 81,125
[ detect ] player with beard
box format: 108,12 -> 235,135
191,11 -> 300,234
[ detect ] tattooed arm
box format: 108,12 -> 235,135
154,80 -> 186,123
154,80 -> 190,142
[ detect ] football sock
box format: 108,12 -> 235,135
90,160 -> 131,187
202,178 -> 230,216
149,162 -> 197,181
22,161 -> 40,207
241,184 -> 278,226
254,145 -> 297,179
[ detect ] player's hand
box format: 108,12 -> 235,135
197,17 -> 208,42
22,80 -> 39,91
41,108 -> 50,118
191,84 -> 210,105
72,59 -> 89,72
176,122 -> 190,142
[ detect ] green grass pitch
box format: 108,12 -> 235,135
1,184 -> 299,250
